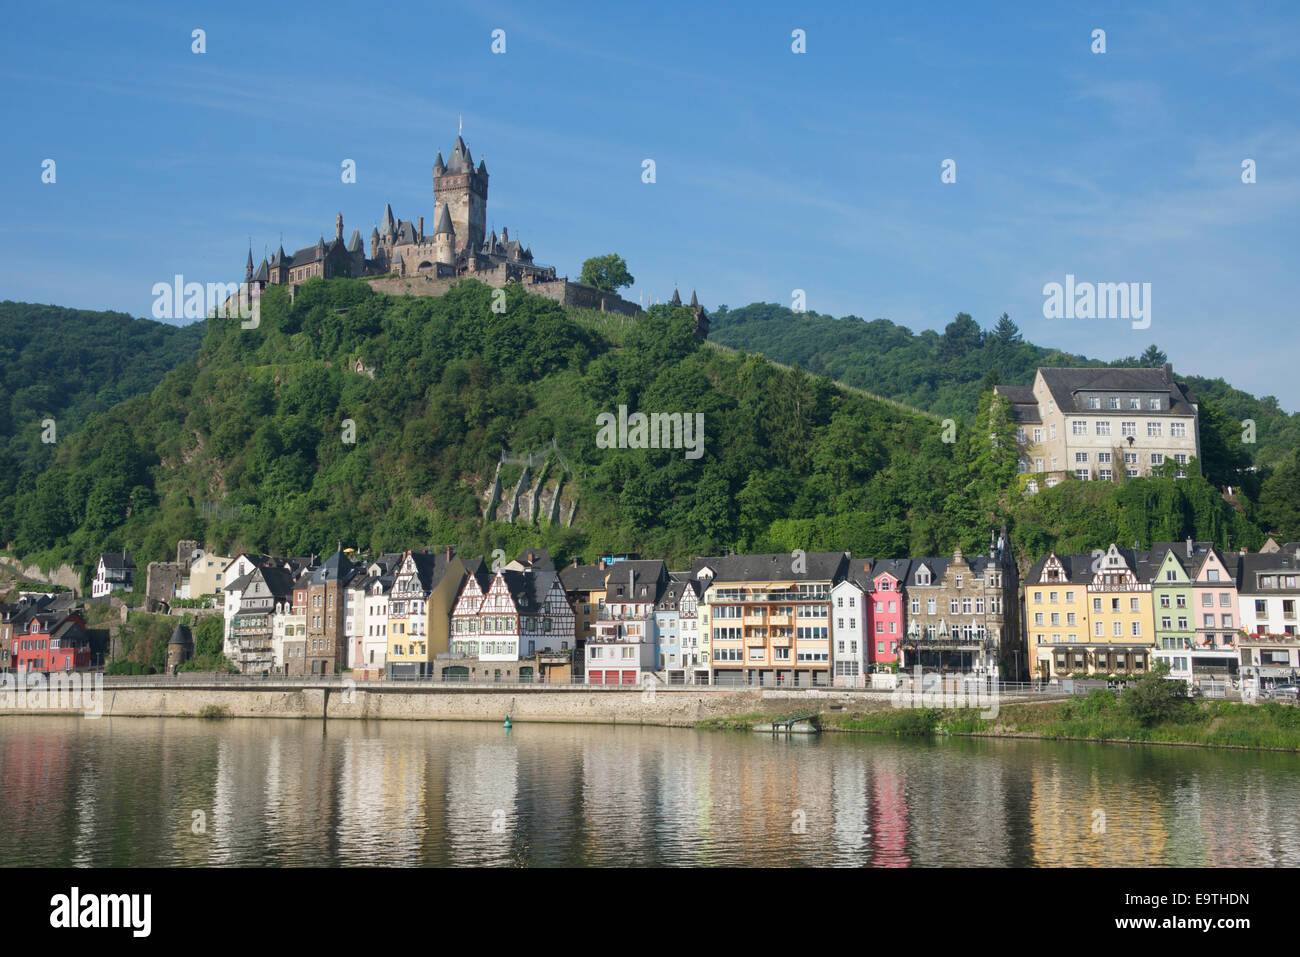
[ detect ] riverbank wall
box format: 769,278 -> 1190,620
0,684 -> 908,726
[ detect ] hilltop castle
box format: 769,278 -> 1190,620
237,133 -> 706,333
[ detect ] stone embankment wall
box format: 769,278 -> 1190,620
0,686 -> 900,726
0,554 -> 82,594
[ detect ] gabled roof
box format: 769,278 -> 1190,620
656,579 -> 700,611
458,557 -> 494,599
603,560 -> 669,604
99,552 -> 134,570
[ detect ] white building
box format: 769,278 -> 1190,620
830,578 -> 868,688
588,561 -> 667,685
91,552 -> 134,599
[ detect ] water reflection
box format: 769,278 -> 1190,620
0,716 -> 1295,867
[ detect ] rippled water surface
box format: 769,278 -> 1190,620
0,716 -> 1296,866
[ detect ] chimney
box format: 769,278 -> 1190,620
1163,362 -> 1172,385
1186,536 -> 1193,558
599,559 -> 606,571
446,545 -> 452,561
418,216 -> 424,241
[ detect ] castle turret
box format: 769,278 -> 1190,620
380,203 -> 395,239
434,203 -> 455,266
671,288 -> 682,306
246,247 -> 254,280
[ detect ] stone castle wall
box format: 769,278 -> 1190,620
365,275 -> 641,318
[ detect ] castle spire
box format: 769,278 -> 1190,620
434,203 -> 454,236
246,244 -> 254,279
671,288 -> 682,306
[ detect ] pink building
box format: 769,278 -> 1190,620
866,561 -> 909,666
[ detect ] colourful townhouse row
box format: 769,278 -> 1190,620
1024,538 -> 1300,687
203,536 -> 1026,686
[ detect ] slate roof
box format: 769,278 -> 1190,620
905,557 -> 951,587
691,552 -> 849,584
1037,366 -> 1197,415
603,560 -> 668,604
252,258 -> 269,282
100,552 -> 135,570
310,548 -> 354,585
1238,553 -> 1300,594
434,204 -> 454,236
513,548 -> 555,572
459,557 -> 494,597
559,563 -> 609,592
169,624 -> 192,647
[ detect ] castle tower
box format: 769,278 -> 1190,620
433,135 -> 488,255
433,203 -> 456,267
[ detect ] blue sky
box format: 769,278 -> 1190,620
2,1 -> 1298,406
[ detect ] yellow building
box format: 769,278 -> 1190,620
189,549 -> 235,597
385,548 -> 466,679
1027,545 -> 1159,678
1084,545 -> 1156,676
1024,552 -> 1092,680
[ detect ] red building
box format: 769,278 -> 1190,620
866,562 -> 909,666
13,612 -> 92,671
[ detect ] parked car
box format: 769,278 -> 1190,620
1266,684 -> 1300,700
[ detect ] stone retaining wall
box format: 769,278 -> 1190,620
0,686 -> 900,726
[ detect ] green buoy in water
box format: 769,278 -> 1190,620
503,716 -> 512,729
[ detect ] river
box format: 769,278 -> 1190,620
0,716 -> 1295,866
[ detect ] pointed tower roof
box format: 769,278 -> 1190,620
347,228 -> 363,253
671,288 -> 682,306
434,150 -> 445,170
477,157 -> 487,174
369,226 -> 380,240
690,290 -> 699,308
381,203 -> 396,237
434,204 -> 454,236
252,258 -> 269,282
246,247 -> 254,272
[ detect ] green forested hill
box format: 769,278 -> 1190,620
708,303 -> 1300,474
0,302 -> 207,474
0,280 -> 1274,572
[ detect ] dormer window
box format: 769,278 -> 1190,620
1149,398 -> 1161,410
1088,397 -> 1101,409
